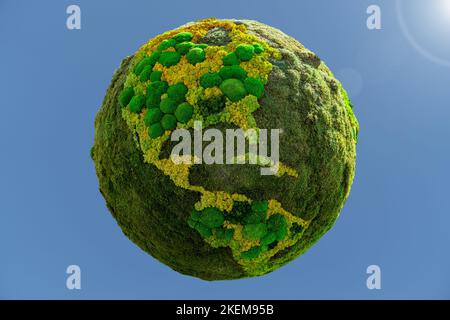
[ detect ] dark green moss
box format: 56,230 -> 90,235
197,95 -> 226,115
134,56 -> 153,75
227,201 -> 252,224
147,81 -> 168,95
148,51 -> 162,65
118,87 -> 134,108
160,98 -> 177,114
146,93 -> 161,109
139,65 -> 153,82
175,102 -> 194,123
161,114 -> 177,130
252,200 -> 268,213
242,223 -> 267,240
149,122 -> 164,138
290,222 -> 303,234
198,207 -> 225,228
267,214 -> 287,241
260,231 -> 277,246
167,83 -> 188,103
150,70 -> 163,82
200,72 -> 222,88
128,95 -> 145,113
144,108 -> 163,126
215,227 -> 234,243
241,246 -> 262,260
244,77 -> 265,98
194,222 -> 212,238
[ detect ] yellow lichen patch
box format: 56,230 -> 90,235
276,163 -> 299,178
223,95 -> 259,129
195,192 -> 250,212
267,199 -> 307,226
240,58 -> 273,84
154,158 -> 200,192
203,87 -> 222,99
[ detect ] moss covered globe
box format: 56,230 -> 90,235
91,18 -> 359,280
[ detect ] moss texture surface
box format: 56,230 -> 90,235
92,19 -> 359,280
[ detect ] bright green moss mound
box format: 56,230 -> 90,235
92,19 -> 359,281
186,47 -> 206,65
220,79 -> 247,102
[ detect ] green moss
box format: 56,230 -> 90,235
228,201 -> 252,224
139,65 -> 153,82
191,209 -> 201,222
175,41 -> 195,55
175,102 -> 194,123
148,51 -> 162,65
146,93 -> 161,109
150,70 -> 163,82
148,122 -> 164,138
160,97 -> 178,114
243,208 -> 267,225
267,214 -> 287,241
222,52 -> 239,66
252,200 -> 268,213
199,207 -> 225,228
94,20 -> 358,281
172,32 -> 193,43
159,51 -> 181,67
195,222 -> 212,238
290,222 -> 303,234
195,43 -> 209,49
167,83 -> 188,103
198,95 -> 226,115
118,87 -> 134,108
186,48 -> 206,65
235,44 -> 255,61
220,78 -> 247,102
158,38 -> 177,50
242,223 -> 267,240
219,65 -> 247,80
161,114 -> 177,130
244,77 -> 265,98
215,227 -> 234,243
134,56 -> 154,75
144,108 -> 163,126
200,72 -> 222,88
260,231 -> 277,246
128,95 -> 145,113
148,81 -> 168,95
241,246 -> 262,260
253,43 -> 264,54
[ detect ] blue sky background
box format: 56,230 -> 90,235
1,0 -> 449,299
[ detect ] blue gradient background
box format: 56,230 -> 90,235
1,0 -> 449,299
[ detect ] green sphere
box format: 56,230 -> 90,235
92,19 -> 358,280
